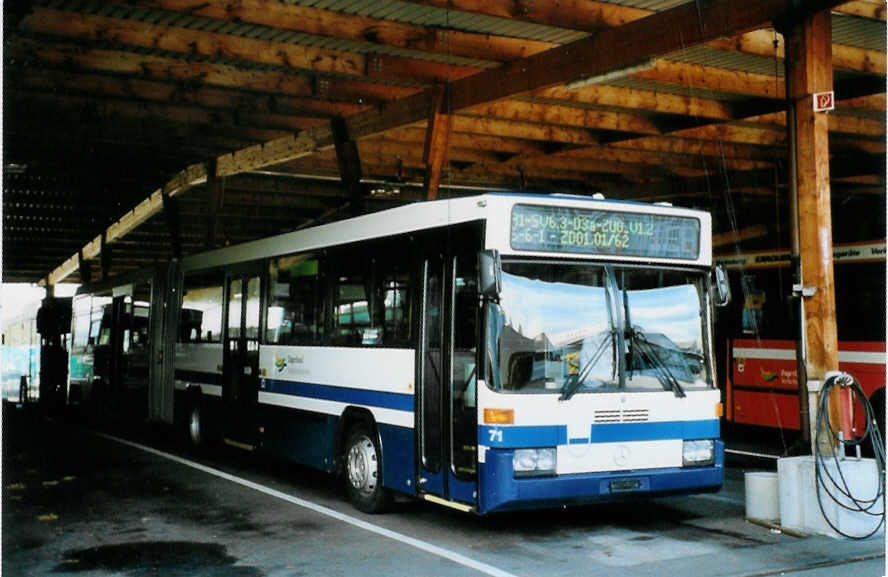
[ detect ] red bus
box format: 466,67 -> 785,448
717,240 -> 886,435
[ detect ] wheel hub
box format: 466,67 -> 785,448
347,436 -> 378,495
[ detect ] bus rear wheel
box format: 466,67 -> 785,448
188,399 -> 216,449
344,423 -> 390,513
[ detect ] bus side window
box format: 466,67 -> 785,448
376,252 -> 411,347
266,253 -> 324,346
180,274 -> 224,345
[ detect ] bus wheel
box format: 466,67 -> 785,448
344,423 -> 390,513
189,402 -> 208,448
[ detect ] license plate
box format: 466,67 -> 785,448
609,479 -> 642,493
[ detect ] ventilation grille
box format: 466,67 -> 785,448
594,409 -> 649,423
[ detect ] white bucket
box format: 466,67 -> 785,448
745,471 -> 780,523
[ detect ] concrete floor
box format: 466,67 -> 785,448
3,403 -> 884,577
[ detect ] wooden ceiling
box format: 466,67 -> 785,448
2,0 -> 885,284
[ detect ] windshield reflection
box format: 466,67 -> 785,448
491,262 -> 710,395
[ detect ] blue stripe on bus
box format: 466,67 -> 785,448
479,425 -> 567,448
479,419 -> 719,448
262,378 -> 414,412
589,420 -> 719,442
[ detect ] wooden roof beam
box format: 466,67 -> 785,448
634,59 -> 785,99
834,1 -> 886,20
20,8 -> 475,85
423,85 -> 453,200
10,38 -> 317,99
124,0 -> 556,63
42,0 -> 850,284
708,29 -> 886,76
21,8 -> 366,76
6,89 -> 307,138
214,0 -> 849,176
401,0 -> 651,31
331,116 -> 365,215
11,67 -> 369,118
405,0 -> 885,72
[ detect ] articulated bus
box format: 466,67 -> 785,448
70,193 -> 728,514
716,241 -> 886,438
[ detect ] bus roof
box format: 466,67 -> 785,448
181,193 -> 712,272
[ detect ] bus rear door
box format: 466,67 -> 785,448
223,272 -> 262,447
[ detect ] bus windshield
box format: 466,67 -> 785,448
488,261 -> 711,395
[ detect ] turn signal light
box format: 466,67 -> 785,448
715,402 -> 724,418
484,408 -> 514,424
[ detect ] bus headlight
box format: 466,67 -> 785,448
682,440 -> 715,467
513,448 -> 556,477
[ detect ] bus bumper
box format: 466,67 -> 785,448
479,441 -> 724,514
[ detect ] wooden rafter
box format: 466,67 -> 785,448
124,0 -> 556,62
422,85 -> 453,200
36,0 -> 868,285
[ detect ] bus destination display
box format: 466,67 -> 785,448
510,204 -> 700,260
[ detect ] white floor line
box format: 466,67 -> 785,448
96,432 -> 519,577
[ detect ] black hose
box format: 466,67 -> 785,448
814,373 -> 885,539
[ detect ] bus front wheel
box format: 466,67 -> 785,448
344,423 -> 390,513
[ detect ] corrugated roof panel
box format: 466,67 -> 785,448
128,6 -> 151,22
289,0 -> 587,43
665,44 -> 784,78
175,15 -> 198,29
326,0 -> 357,11
832,14 -> 886,52
202,19 -> 226,33
215,21 -> 239,35
602,0 -> 689,11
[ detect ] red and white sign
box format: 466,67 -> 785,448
813,91 -> 835,112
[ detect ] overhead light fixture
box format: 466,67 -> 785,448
370,186 -> 400,197
564,59 -> 657,90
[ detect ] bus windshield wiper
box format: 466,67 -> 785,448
560,330 -> 614,401
628,329 -> 686,398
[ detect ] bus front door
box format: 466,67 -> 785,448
223,274 -> 261,447
418,254 -> 479,508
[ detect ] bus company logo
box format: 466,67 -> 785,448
274,354 -> 287,373
760,368 -> 777,382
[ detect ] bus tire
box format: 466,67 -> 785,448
188,401 -> 215,448
344,423 -> 390,514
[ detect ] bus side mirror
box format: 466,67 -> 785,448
713,265 -> 731,307
479,249 -> 502,300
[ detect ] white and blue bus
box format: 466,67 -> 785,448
73,193 -> 729,514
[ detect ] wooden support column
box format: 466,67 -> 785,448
787,9 -> 844,448
77,249 -> 92,285
331,116 -> 364,216
422,84 -> 452,200
162,193 -> 182,260
100,232 -> 111,281
206,158 -> 222,249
